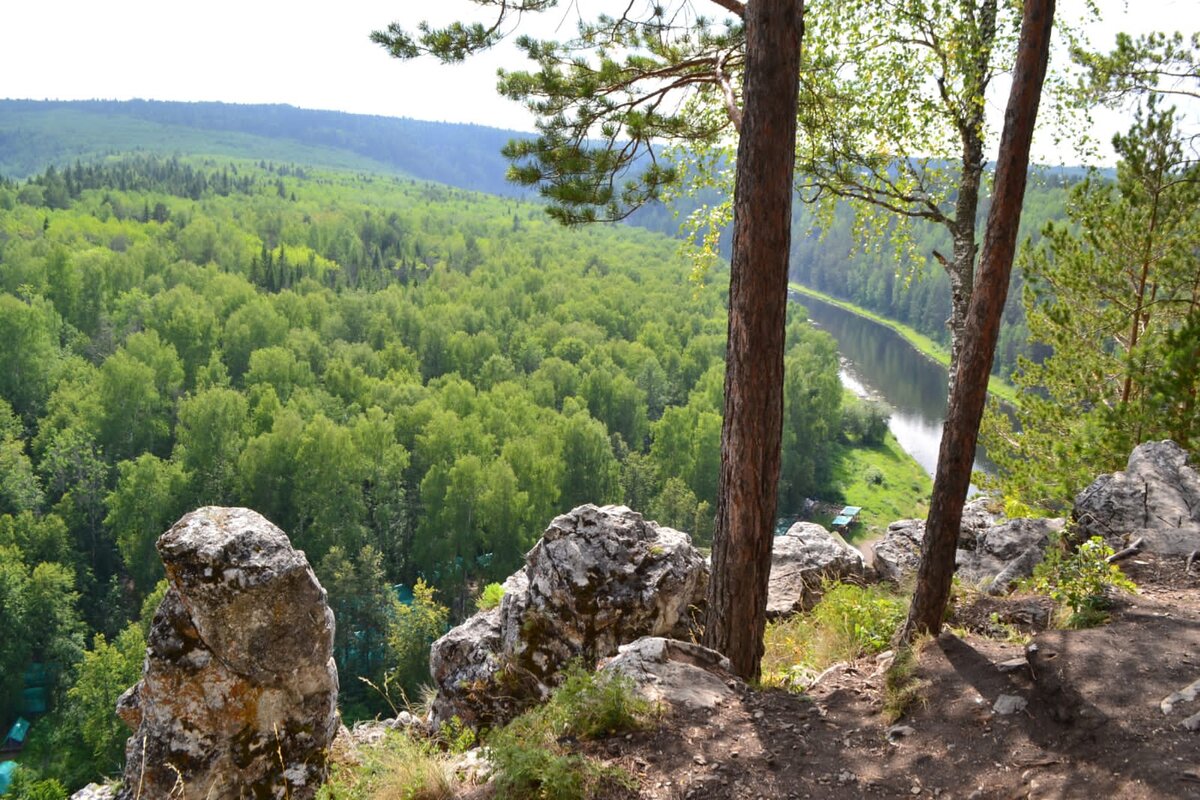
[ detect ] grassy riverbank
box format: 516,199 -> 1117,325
818,431 -> 932,544
789,283 -> 1020,405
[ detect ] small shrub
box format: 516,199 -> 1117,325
3,767 -> 69,800
1002,495 -> 1037,519
1032,534 -> 1137,628
488,667 -> 651,799
552,665 -> 656,739
386,580 -> 449,700
436,715 -> 476,754
810,582 -> 908,661
475,582 -> 505,611
882,640 -> 931,723
762,582 -> 908,689
317,730 -> 456,800
863,466 -> 885,486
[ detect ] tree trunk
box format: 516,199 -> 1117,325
945,186 -> 979,397
943,0 -> 996,397
900,0 -> 1055,642
702,0 -> 804,681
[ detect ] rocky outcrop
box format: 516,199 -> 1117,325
116,507 -> 339,800
767,522 -> 866,616
872,517 -> 925,584
962,516 -> 1065,594
430,504 -> 708,728
1074,440 -> 1200,555
872,499 -> 1062,594
601,637 -> 740,710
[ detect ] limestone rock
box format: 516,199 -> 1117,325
873,518 -> 925,584
69,785 -> 115,800
601,637 -> 740,710
960,517 -> 1065,593
116,507 -> 338,800
430,504 -> 707,728
957,498 -> 1004,551
993,694 -> 1028,715
1074,440 -> 1200,555
983,545 -> 1049,596
428,573 -> 526,727
874,503 -> 1061,592
767,522 -> 865,616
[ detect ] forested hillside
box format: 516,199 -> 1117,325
0,100 -> 1098,380
787,177 -> 1078,378
0,100 -> 521,195
636,171 -> 1086,380
0,155 -> 856,786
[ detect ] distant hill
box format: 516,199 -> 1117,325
0,98 -> 1101,380
0,99 -> 531,196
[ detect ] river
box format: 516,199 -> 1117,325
796,290 -> 995,479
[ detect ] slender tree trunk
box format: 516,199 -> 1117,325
945,178 -> 980,397
942,0 -> 996,397
900,0 -> 1055,642
703,0 -> 804,681
1121,188 -> 1162,406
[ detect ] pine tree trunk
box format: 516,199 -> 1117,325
900,0 -> 1056,642
702,0 -> 804,681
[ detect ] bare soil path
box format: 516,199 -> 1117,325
589,553 -> 1200,799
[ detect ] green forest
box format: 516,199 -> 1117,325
0,153 -> 865,787
1,13 -> 1197,788
0,100 -> 1096,381
0,100 -> 521,197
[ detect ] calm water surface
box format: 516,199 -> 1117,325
798,292 -> 995,479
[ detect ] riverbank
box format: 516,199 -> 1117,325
813,430 -> 932,544
789,282 -> 1020,405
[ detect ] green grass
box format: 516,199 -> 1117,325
789,282 -> 1021,405
318,729 -> 458,800
827,431 -> 932,543
488,666 -> 651,799
762,582 -> 909,690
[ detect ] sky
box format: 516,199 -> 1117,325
2,0 -> 1197,164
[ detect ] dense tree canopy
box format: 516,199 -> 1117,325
0,153 -> 852,786
983,38 -> 1200,509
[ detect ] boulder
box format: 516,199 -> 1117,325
873,502 -> 1062,593
872,518 -> 925,584
958,498 -> 1004,550
959,517 -> 1065,594
601,637 -> 740,710
767,522 -> 866,616
1074,441 -> 1200,555
116,507 -> 338,800
69,786 -> 115,800
430,504 -> 708,728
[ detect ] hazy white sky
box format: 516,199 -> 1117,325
2,1 -> 1197,163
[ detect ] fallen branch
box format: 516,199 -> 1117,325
1106,537 -> 1145,563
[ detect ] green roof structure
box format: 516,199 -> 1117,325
831,506 -> 863,528
4,718 -> 29,745
0,760 -> 17,794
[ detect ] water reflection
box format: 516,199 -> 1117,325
799,294 -> 994,479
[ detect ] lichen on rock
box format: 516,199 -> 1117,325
429,504 -> 708,729
115,507 -> 339,800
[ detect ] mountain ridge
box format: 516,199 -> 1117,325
0,99 -> 531,195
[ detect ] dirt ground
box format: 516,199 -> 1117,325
579,552 -> 1200,800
